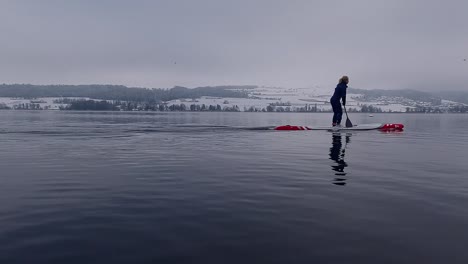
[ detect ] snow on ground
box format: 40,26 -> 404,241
168,86 -> 333,111
0,97 -> 94,110
167,86 -> 410,112
353,102 -> 411,112
0,86 -> 414,112
441,99 -> 458,104
441,99 -> 467,106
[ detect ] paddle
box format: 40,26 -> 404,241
343,105 -> 353,127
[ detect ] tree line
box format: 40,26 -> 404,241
406,105 -> 468,113
0,84 -> 254,102
65,100 -> 242,112
65,101 -> 388,113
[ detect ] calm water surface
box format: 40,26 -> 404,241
1,111 -> 467,264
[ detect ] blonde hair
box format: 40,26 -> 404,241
339,76 -> 349,84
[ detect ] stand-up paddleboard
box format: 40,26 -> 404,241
274,123 -> 404,131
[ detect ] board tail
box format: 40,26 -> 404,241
274,125 -> 312,131
379,123 -> 404,131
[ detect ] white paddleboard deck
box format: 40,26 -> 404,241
314,123 -> 384,131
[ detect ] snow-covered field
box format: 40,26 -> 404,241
352,102 -> 412,112
0,97 -> 94,110
2,86 -> 455,112
167,86 -> 410,112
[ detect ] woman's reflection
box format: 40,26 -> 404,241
329,132 -> 351,185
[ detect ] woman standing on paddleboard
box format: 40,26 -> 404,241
330,76 -> 349,127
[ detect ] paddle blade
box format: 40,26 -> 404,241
345,116 -> 353,127
343,106 -> 353,127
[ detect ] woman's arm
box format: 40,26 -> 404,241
341,86 -> 347,106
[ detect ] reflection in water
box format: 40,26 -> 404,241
329,132 -> 351,185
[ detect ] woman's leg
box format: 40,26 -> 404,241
331,100 -> 342,125
331,99 -> 337,124
336,106 -> 343,125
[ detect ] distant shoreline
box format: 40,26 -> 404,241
2,109 -> 468,115
2,83 -> 467,113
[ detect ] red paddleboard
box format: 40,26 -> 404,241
274,123 -> 404,131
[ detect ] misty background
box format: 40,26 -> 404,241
1,0 -> 467,90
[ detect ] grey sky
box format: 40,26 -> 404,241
1,0 -> 467,90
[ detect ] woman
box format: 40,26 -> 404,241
330,76 -> 349,127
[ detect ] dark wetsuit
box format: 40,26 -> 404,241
330,82 -> 347,125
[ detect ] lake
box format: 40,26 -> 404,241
1,111 -> 467,264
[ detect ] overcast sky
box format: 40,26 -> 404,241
1,0 -> 467,90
